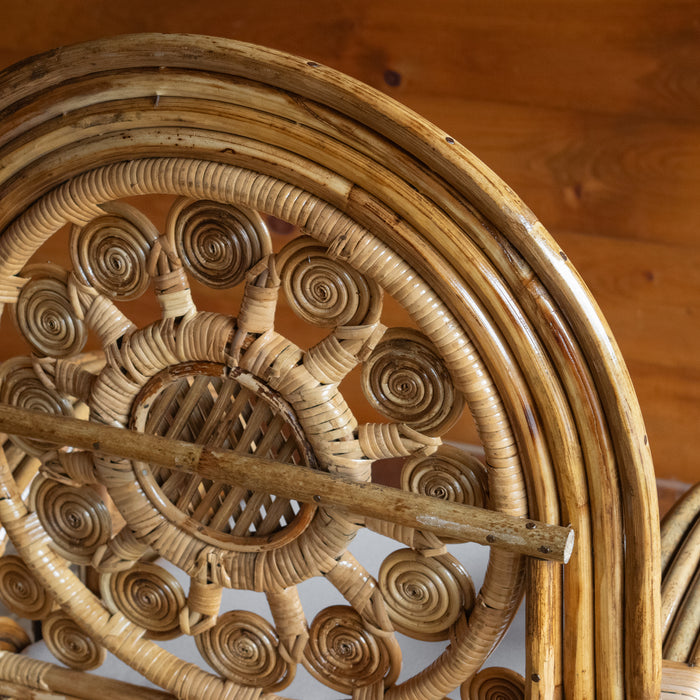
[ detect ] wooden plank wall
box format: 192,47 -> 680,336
0,0 -> 698,483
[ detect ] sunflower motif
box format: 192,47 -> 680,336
0,186 -> 523,697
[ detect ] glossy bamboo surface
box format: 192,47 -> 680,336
0,33 -> 662,699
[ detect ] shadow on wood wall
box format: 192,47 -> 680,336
0,0 -> 697,482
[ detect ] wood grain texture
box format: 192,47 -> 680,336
0,0 -> 695,483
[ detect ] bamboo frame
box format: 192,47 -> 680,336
0,33 -> 669,699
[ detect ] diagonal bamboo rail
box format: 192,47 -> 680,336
0,652 -> 176,700
0,403 -> 573,563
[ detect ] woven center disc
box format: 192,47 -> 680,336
130,362 -> 317,550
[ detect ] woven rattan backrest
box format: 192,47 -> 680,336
0,35 -> 660,699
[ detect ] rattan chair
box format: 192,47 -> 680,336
0,35 -> 696,699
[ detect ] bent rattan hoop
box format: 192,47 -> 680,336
0,34 -> 659,699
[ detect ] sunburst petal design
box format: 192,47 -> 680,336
0,173 -> 525,698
